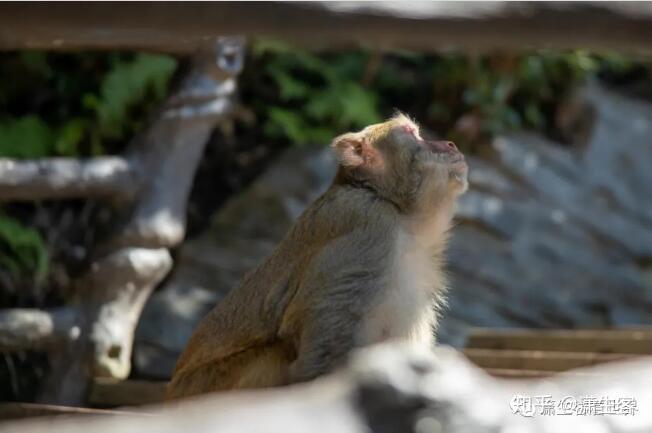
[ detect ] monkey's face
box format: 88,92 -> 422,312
332,114 -> 467,212
381,119 -> 468,205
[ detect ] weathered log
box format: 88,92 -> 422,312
89,378 -> 167,407
0,402 -> 146,420
83,248 -> 173,379
35,37 -> 246,405
0,2 -> 651,53
464,348 -> 639,371
103,36 -> 245,250
0,157 -> 137,202
467,328 -> 652,354
0,307 -> 79,350
36,248 -> 172,404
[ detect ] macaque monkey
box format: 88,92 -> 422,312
166,113 -> 468,400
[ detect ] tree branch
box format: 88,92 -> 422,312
82,247 -> 173,379
38,248 -> 172,405
0,307 -> 80,350
0,157 -> 138,202
37,38 -> 245,405
103,37 -> 246,249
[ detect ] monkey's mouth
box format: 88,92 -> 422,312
446,153 -> 465,164
436,152 -> 466,167
444,153 -> 468,178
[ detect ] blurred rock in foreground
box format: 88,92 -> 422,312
134,84 -> 652,378
4,343 -> 652,433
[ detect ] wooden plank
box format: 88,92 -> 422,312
466,328 -> 652,354
0,2 -> 651,53
485,368 -> 600,379
463,348 -> 640,371
89,379 -> 167,407
485,368 -> 555,378
0,402 -> 143,420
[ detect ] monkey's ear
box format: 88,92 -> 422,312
331,133 -> 380,169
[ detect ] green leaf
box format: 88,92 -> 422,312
93,54 -> 177,140
19,52 -> 53,79
0,116 -> 54,158
524,103 -> 545,129
264,107 -> 311,144
0,213 -> 48,283
252,39 -> 294,56
335,82 -> 381,128
54,118 -> 86,156
267,66 -> 311,101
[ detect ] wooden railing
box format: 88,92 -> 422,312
465,328 -> 652,378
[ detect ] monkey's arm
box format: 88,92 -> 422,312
282,206 -> 394,383
284,264 -> 384,384
288,301 -> 363,383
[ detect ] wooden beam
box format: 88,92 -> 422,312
0,2 -> 651,54
0,403 -> 145,420
485,368 -> 601,379
0,308 -> 79,350
89,379 -> 167,407
0,157 -> 137,202
466,328 -> 652,354
464,348 -> 639,371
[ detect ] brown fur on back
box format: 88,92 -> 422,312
166,187 -> 371,399
166,342 -> 293,399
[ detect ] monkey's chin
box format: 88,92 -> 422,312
449,162 -> 469,194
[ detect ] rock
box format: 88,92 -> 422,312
134,84 -> 652,379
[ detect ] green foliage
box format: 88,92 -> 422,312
0,51 -> 177,282
0,52 -> 177,159
84,54 -> 176,142
0,45 -> 644,287
246,42 -> 640,149
443,51 -> 632,138
0,116 -> 53,158
0,213 -> 48,284
250,41 -> 382,145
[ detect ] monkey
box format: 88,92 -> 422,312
166,113 -> 468,400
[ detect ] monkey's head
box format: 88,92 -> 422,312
332,113 -> 468,213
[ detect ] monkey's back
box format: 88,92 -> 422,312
166,193 -> 341,400
166,248 -> 300,399
166,340 -> 292,399
166,186 -> 403,400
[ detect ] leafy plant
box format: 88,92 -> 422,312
0,51 -> 177,287
0,45 -> 645,293
249,40 -> 382,146
0,116 -> 53,158
0,52 -> 177,159
244,42 -> 641,150
0,213 -> 48,284
83,53 -> 177,143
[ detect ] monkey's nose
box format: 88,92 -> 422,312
428,140 -> 459,153
443,141 -> 457,151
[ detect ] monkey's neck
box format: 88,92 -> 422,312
402,202 -> 455,252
